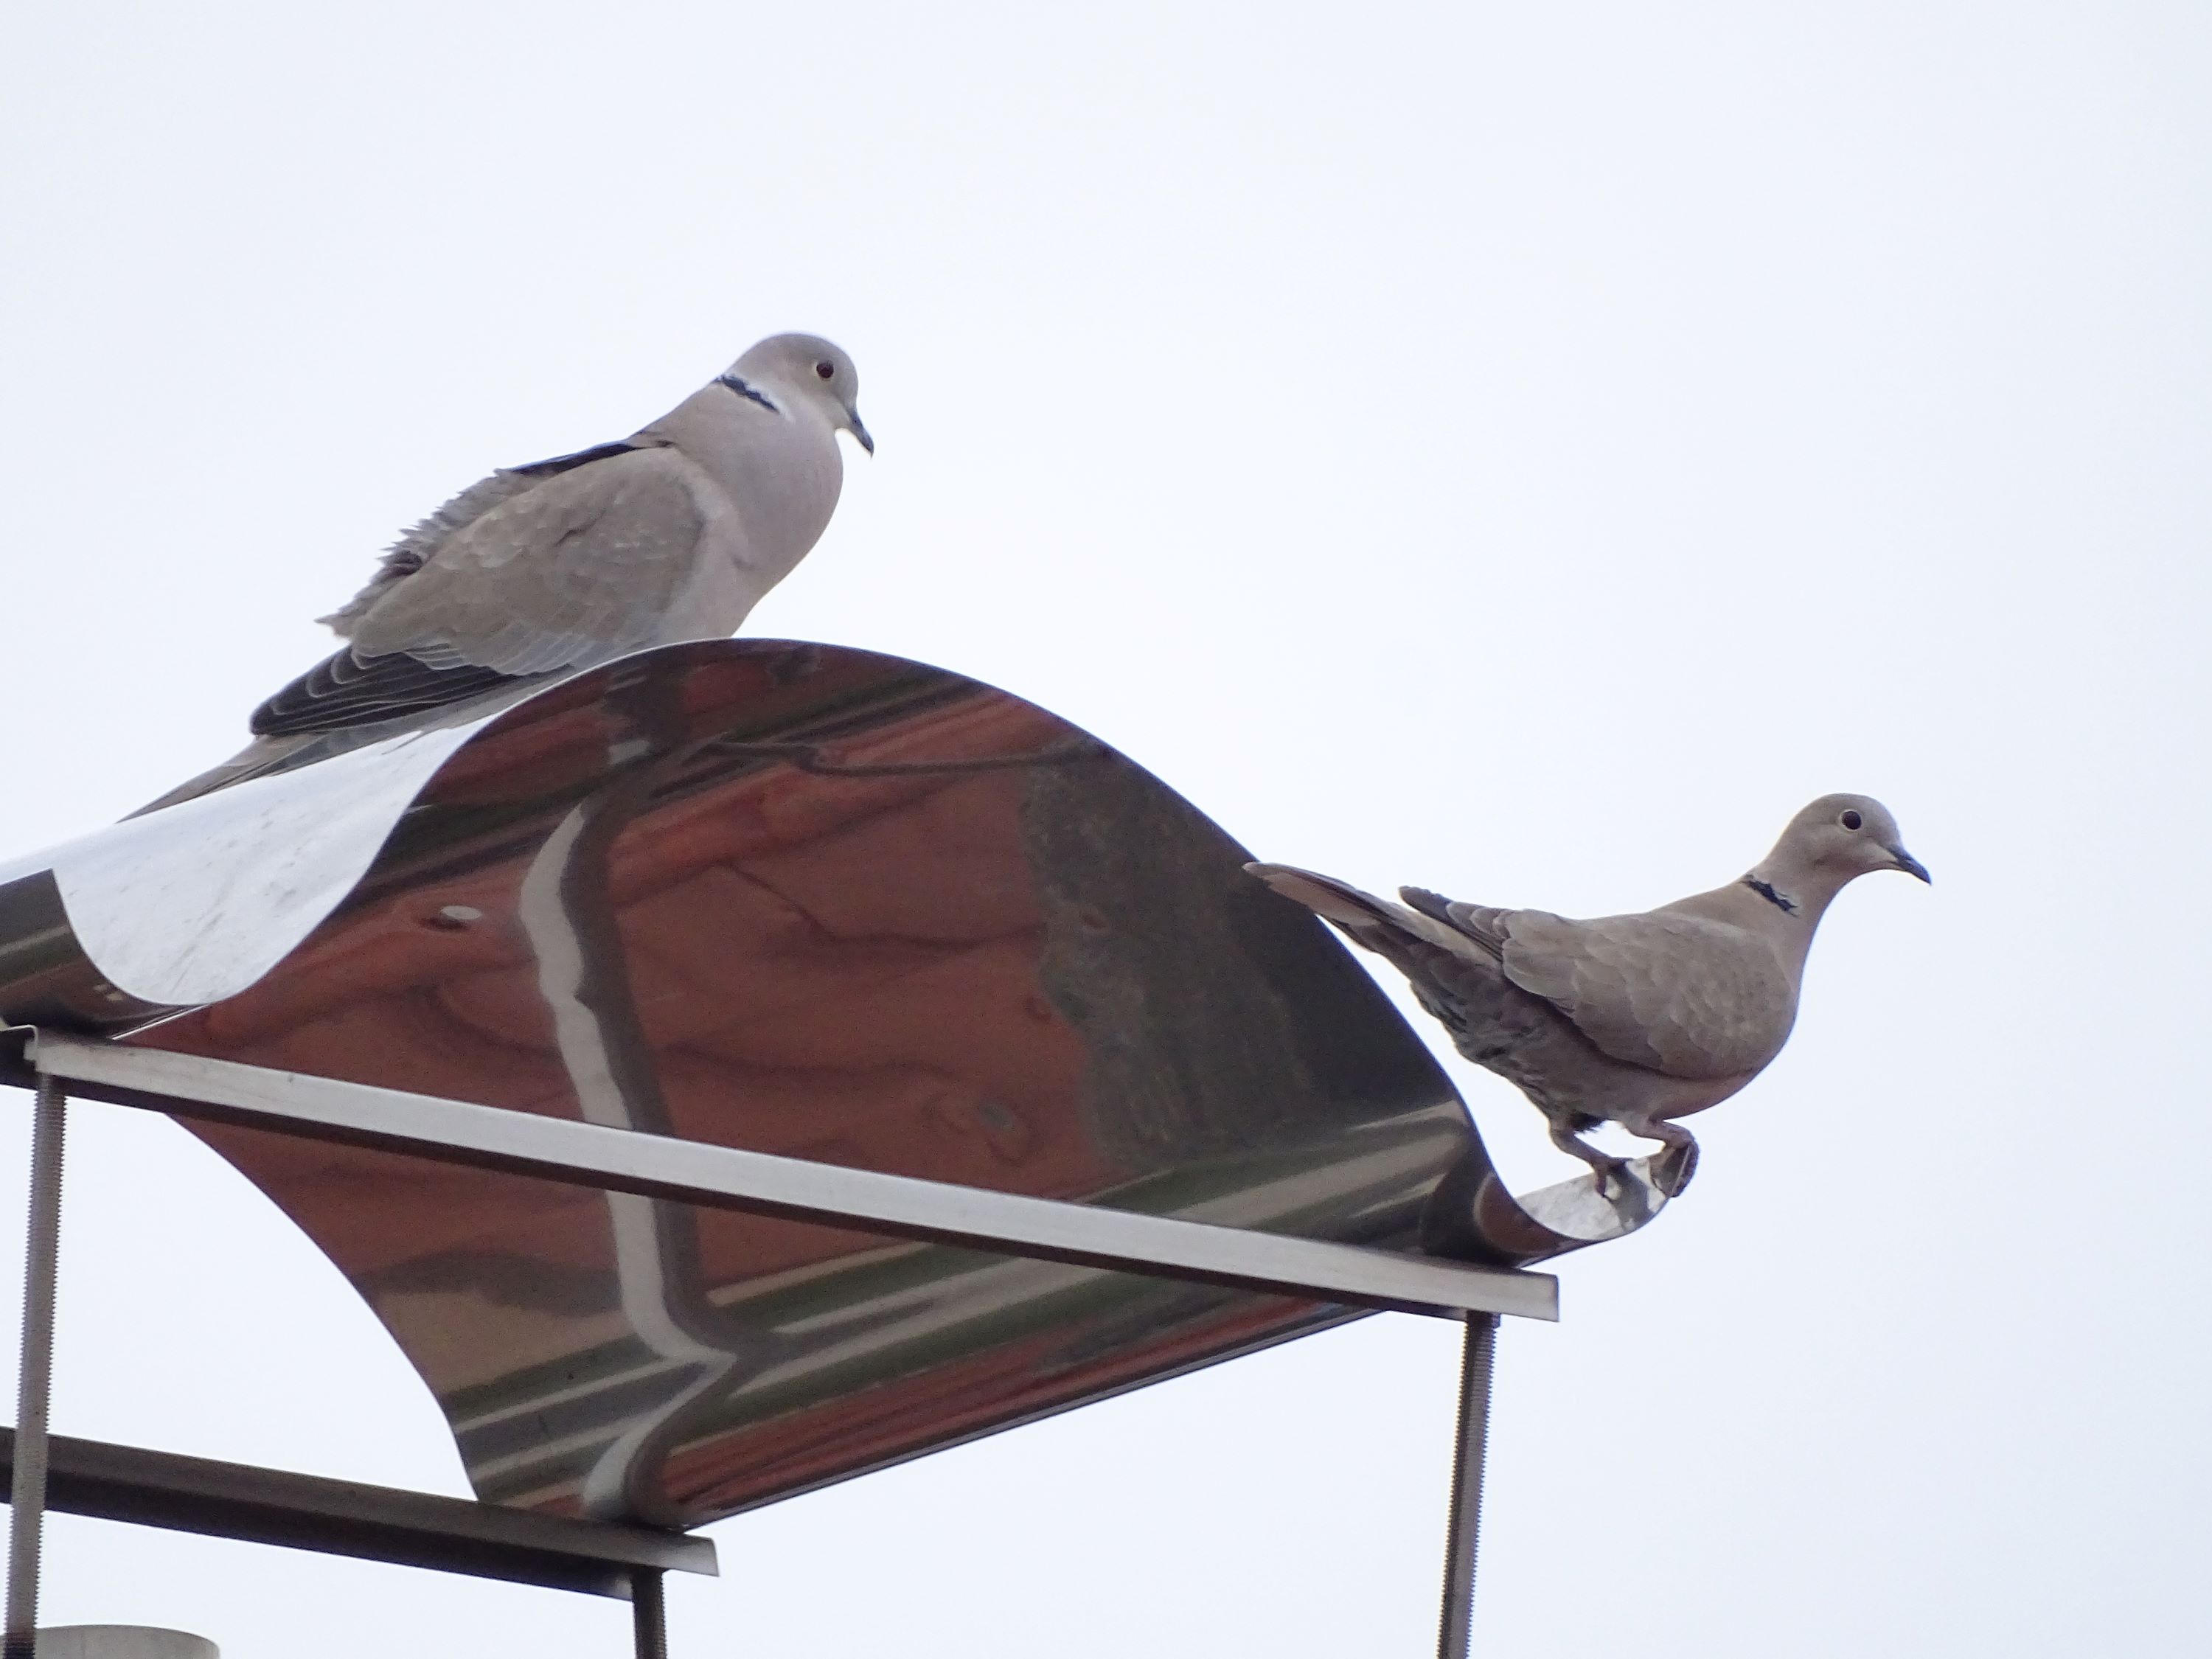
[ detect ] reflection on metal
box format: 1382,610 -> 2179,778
4,1077 -> 65,1659
18,1034 -> 1558,1324
1436,1314 -> 1500,1659
0,723 -> 486,1019
35,1630 -> 219,1659
0,640 -> 1675,1552
0,1427 -> 714,1597
1424,1144 -> 1680,1267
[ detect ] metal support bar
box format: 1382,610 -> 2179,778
1436,1313 -> 1499,1659
632,1569 -> 668,1659
16,1033 -> 1559,1324
0,1426 -> 714,1597
3,1077 -> 63,1659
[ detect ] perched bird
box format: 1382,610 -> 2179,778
1248,795 -> 1929,1196
138,333 -> 872,812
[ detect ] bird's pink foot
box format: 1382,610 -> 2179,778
1591,1156 -> 1637,1201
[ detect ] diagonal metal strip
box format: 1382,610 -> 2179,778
0,1427 -> 714,1597
13,1032 -> 1558,1323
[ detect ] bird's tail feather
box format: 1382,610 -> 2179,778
126,737 -> 307,818
1244,863 -> 1472,957
1399,886 -> 1456,925
1400,884 -> 1509,957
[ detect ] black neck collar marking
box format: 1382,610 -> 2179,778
1742,875 -> 1800,916
717,373 -> 782,414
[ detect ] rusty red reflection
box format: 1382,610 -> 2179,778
114,643 -> 1468,1526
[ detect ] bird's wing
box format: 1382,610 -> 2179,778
1488,910 -> 1794,1080
1249,865 -> 1520,1054
317,440 -> 650,638
253,447 -> 710,737
349,444 -> 709,672
248,650 -> 526,736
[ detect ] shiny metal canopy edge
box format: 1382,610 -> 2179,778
8,1031 -> 1560,1324
0,639 -> 1673,1529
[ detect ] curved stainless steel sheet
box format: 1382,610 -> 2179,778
0,641 -> 1674,1526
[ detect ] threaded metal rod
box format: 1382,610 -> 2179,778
633,1568 -> 668,1659
4,1078 -> 67,1659
1436,1312 -> 1499,1659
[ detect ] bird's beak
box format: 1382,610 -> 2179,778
1887,845 -> 1932,884
846,410 -> 874,456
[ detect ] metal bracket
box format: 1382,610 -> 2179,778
0,1026 -> 1554,1655
3,1078 -> 63,1659
0,1426 -> 714,1598
1436,1314 -> 1500,1659
12,1032 -> 1559,1324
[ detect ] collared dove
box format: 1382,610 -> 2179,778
1247,794 -> 1929,1196
136,333 -> 871,813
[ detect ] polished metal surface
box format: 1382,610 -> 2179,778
1436,1314 -> 1500,1659
0,1426 -> 712,1596
4,1078 -> 65,1659
35,1630 -> 219,1659
0,723 -> 486,1023
0,640 -> 1678,1529
21,1035 -> 1558,1322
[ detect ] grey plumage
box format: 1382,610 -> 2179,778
137,333 -> 872,813
312,439 -> 640,640
1248,794 -> 1930,1195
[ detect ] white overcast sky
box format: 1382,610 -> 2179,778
2,4 -> 2208,1655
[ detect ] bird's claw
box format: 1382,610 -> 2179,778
1592,1158 -> 1635,1203
1653,1138 -> 1700,1197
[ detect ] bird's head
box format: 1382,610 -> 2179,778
1765,793 -> 1930,894
730,333 -> 874,455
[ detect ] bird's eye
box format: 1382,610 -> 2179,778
1840,810 -> 1863,830
815,361 -> 835,380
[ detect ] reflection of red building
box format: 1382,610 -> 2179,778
123,644 -> 1467,1524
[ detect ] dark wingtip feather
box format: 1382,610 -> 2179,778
251,648 -> 531,737
1399,886 -> 1457,923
